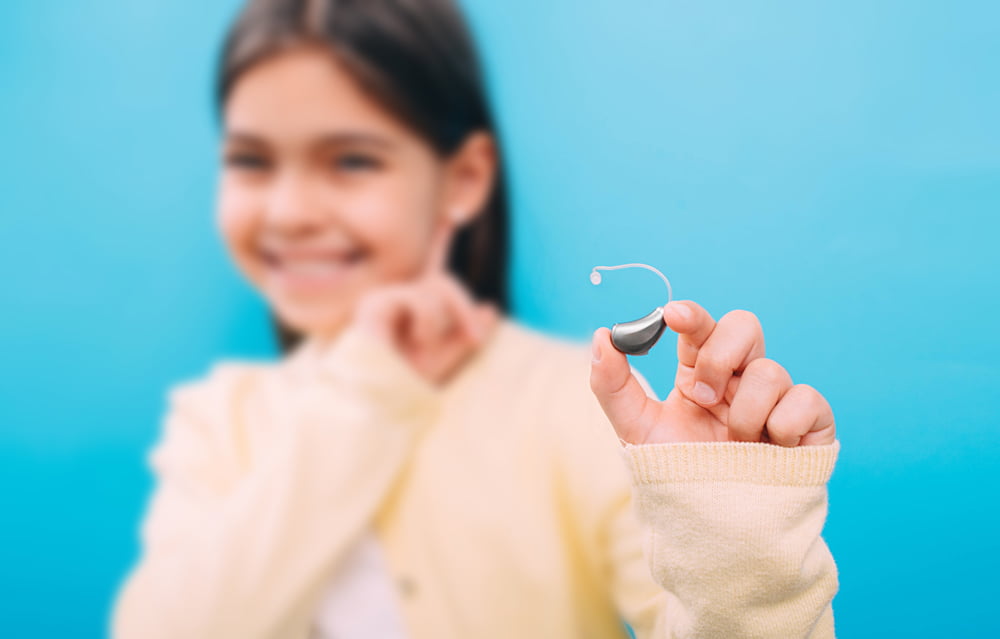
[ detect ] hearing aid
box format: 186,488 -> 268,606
590,263 -> 673,356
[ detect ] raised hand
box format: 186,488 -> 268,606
590,300 -> 835,446
351,221 -> 499,385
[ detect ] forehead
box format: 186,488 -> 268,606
223,45 -> 410,144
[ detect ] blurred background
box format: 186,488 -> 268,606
2,0 -> 998,636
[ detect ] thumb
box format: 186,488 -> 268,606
589,327 -> 652,441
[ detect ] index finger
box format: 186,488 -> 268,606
662,300 -> 716,367
422,220 -> 455,278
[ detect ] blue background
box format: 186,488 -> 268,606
2,1 -> 998,636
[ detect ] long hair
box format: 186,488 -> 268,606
215,0 -> 510,354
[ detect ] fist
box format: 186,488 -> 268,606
590,300 -> 836,447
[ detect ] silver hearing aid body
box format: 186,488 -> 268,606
590,263 -> 673,356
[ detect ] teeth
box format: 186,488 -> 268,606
280,259 -> 348,276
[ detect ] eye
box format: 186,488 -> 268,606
333,152 -> 380,172
224,152 -> 270,171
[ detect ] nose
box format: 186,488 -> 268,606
265,169 -> 326,235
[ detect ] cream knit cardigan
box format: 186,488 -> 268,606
112,317 -> 840,638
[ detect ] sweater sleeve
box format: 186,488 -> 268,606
624,439 -> 841,639
111,326 -> 441,639
564,362 -> 840,638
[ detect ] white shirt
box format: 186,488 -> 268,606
310,531 -> 409,639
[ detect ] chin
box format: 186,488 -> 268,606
270,298 -> 350,342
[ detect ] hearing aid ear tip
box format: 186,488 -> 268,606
589,271 -> 602,285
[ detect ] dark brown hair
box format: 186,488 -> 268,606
215,0 -> 509,354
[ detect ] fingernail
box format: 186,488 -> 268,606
668,302 -> 690,322
693,381 -> 715,404
591,336 -> 602,364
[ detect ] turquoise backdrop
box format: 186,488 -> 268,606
2,1 -> 997,636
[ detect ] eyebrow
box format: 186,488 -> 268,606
224,129 -> 396,149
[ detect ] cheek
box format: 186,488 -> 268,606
216,182 -> 263,279
343,173 -> 441,279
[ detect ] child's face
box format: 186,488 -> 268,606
218,46 -> 464,340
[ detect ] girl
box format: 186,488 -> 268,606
112,0 -> 840,637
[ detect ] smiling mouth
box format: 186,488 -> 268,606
259,247 -> 368,292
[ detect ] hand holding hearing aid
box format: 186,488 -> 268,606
352,219 -> 499,386
589,265 -> 836,447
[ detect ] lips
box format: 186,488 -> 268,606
259,246 -> 366,293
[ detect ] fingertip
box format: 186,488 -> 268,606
593,327 -> 633,376
663,301 -> 691,328
591,326 -> 617,364
591,327 -> 606,364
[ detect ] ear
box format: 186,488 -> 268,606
440,130 -> 497,227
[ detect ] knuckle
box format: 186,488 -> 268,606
696,350 -> 726,376
723,308 -> 760,328
748,358 -> 788,386
797,382 -> 819,398
765,412 -> 798,442
766,411 -> 791,433
795,383 -> 826,412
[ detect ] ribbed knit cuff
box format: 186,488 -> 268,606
624,439 -> 840,487
316,325 -> 442,418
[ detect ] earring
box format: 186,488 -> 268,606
590,263 -> 673,356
